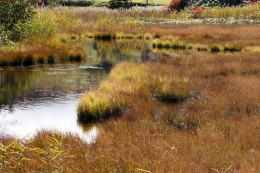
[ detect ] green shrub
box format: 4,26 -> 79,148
0,0 -> 34,40
156,43 -> 163,49
108,0 -> 132,9
0,25 -> 12,45
172,44 -> 187,50
197,47 -> 208,51
14,13 -> 57,40
211,46 -> 221,52
224,46 -> 242,52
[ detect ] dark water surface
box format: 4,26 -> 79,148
0,40 -> 156,143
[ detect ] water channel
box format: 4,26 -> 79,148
0,40 -> 157,143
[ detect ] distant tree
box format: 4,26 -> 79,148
108,0 -> 132,9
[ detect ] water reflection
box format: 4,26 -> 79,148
0,40 -> 158,143
82,40 -> 157,66
0,66 -> 105,143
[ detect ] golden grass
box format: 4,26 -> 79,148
75,47 -> 260,172
0,36 -> 85,66
1,7 -> 260,172
1,50 -> 260,172
77,62 -> 192,122
201,4 -> 260,19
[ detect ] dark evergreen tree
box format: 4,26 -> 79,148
108,0 -> 132,9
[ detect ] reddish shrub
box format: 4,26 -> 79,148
250,0 -> 259,4
191,6 -> 203,16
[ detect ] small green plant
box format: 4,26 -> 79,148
172,43 -> 187,50
197,47 -> 208,51
211,46 -> 221,53
156,43 -> 163,49
224,46 -> 242,52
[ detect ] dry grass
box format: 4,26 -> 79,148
148,24 -> 260,46
201,4 -> 260,19
1,8 -> 260,172
0,36 -> 85,66
1,50 -> 260,172
74,48 -> 260,172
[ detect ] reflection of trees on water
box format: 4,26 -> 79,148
83,40 -> 158,67
0,68 -> 106,112
0,70 -> 35,111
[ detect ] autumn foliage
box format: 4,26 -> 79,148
191,6 -> 203,16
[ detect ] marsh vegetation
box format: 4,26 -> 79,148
1,1 -> 260,172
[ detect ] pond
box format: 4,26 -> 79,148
0,40 -> 157,143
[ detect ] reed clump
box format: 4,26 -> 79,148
78,62 -> 192,123
77,91 -> 123,123
0,37 -> 85,66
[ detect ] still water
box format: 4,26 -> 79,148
0,40 -> 156,143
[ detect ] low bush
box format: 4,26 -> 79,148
224,46 -> 242,52
166,0 -> 249,11
14,12 -> 57,40
108,0 -> 132,9
0,0 -> 34,41
211,46 -> 221,52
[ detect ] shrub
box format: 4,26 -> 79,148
166,0 -> 249,11
224,46 -> 242,52
191,6 -> 203,17
14,12 -> 57,40
211,46 -> 221,52
0,25 -> 12,45
250,0 -> 260,4
108,0 -> 132,9
0,0 -> 34,40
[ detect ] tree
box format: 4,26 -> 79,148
108,0 -> 132,9
0,0 -> 34,41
